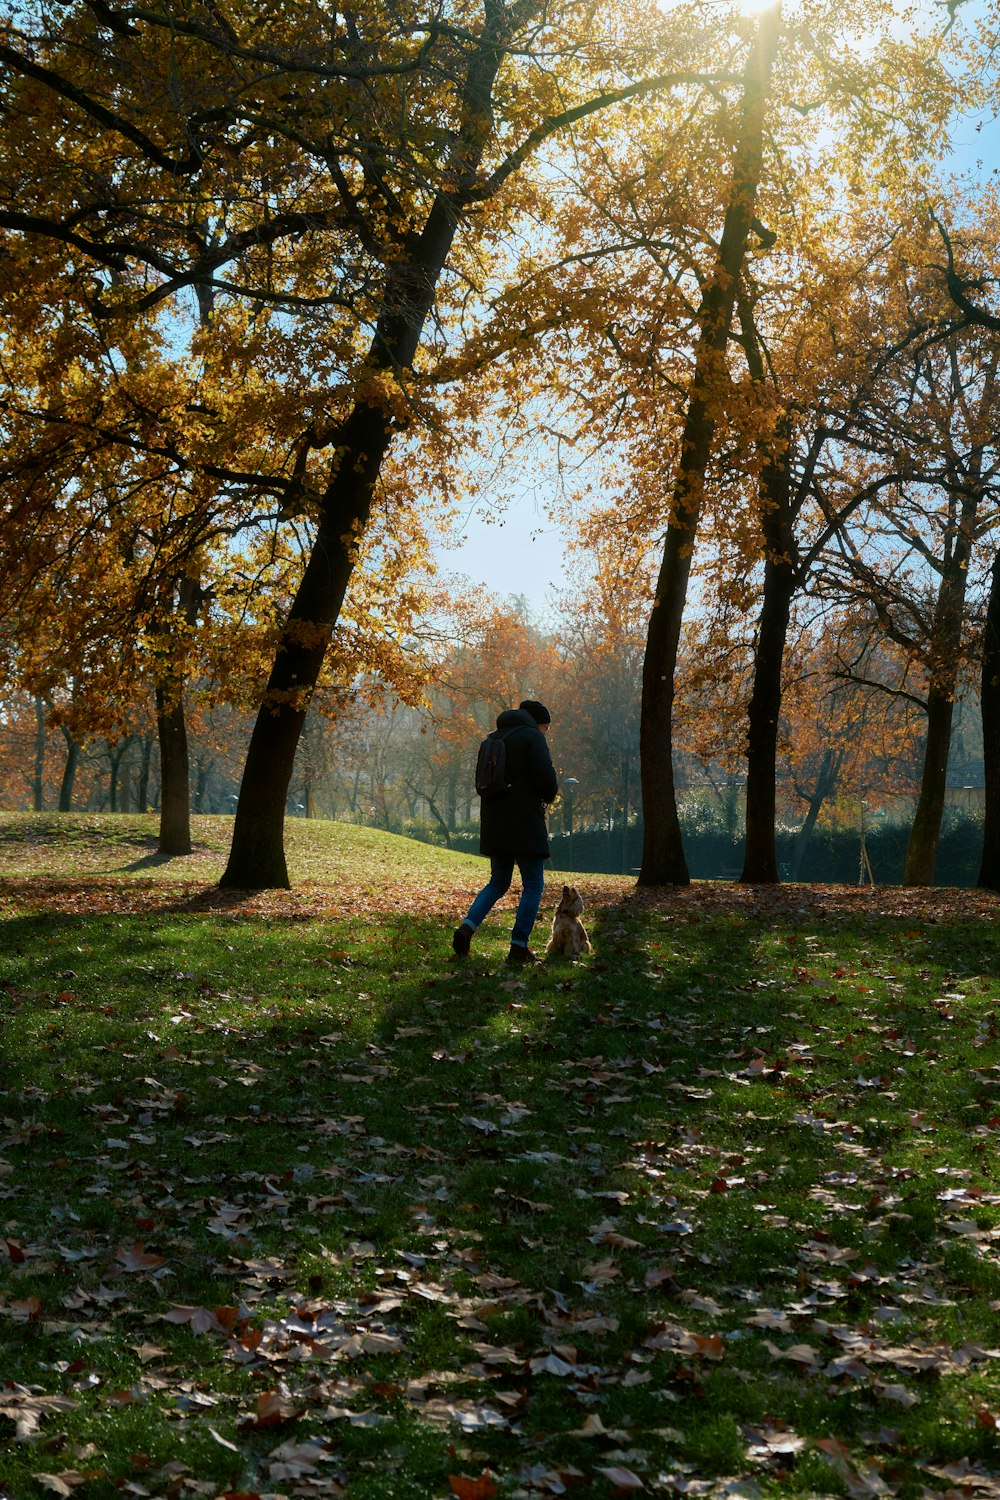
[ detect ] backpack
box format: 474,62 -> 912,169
475,729 -> 514,798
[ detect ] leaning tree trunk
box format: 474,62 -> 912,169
638,6 -> 780,886
979,549 -> 1000,888
221,408 -> 392,887
221,19 -> 510,890
789,747 -> 843,881
903,685 -> 956,885
58,726 -> 80,811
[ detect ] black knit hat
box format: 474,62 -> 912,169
519,699 -> 551,725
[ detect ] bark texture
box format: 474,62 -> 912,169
741,423 -> 795,884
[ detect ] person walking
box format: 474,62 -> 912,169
452,699 -> 559,964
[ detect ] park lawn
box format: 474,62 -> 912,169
1,816 -> 1000,1499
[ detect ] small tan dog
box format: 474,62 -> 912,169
546,885 -> 592,958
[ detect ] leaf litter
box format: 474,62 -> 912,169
2,869 -> 1000,1496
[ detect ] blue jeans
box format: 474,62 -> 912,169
463,855 -> 545,948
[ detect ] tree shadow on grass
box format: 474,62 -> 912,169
3,891 -> 998,1494
115,850 -> 185,872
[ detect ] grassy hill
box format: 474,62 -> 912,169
0,811 -> 489,886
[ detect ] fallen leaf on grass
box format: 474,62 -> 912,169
595,1466 -> 645,1492
743,1424 -> 807,1460
643,1322 -> 726,1360
872,1381 -> 919,1407
267,1434 -> 340,1480
571,1414 -> 632,1440
580,1258 -> 621,1284
420,1398 -> 509,1431
36,1474 -> 104,1497
678,1289 -> 724,1317
0,1388 -> 79,1441
132,1342 -> 167,1364
240,1389 -> 303,1429
815,1438 -> 894,1497
114,1242 -> 166,1273
528,1353 -> 577,1377
448,1474 -> 498,1500
163,1303 -> 241,1334
763,1340 -> 820,1368
643,1266 -> 674,1289
746,1309 -> 793,1332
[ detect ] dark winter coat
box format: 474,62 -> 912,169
479,708 -> 559,858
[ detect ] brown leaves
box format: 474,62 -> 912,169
0,1384 -> 79,1441
162,1303 -> 244,1335
643,1321 -> 726,1361
114,1242 -> 166,1273
448,1475 -> 498,1500
240,1389 -> 304,1430
35,1473 -> 104,1498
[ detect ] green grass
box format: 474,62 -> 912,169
1,814 -> 1000,1498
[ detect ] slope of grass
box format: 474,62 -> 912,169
0,811 -> 492,887
1,816 -> 999,1499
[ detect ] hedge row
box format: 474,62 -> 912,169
428,814 -> 985,886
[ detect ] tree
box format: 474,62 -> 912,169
1,0 -> 732,888
639,3 -> 781,885
820,316 -> 1000,884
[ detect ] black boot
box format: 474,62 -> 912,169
452,923 -> 474,957
506,944 -> 537,965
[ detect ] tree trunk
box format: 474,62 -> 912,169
193,756 -> 211,813
58,726 -> 80,811
903,484 -> 979,886
220,432 -> 388,887
152,575 -> 201,854
789,747 -> 843,881
221,19 -> 509,889
424,792 -> 453,847
135,730 -> 153,812
741,553 -> 795,882
638,7 -> 779,886
156,686 -> 193,855
108,738 -> 132,813
33,698 -> 46,811
903,684 -> 955,885
741,407 -> 796,883
979,550 -> 1000,888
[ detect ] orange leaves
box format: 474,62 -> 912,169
448,1474 -> 498,1500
